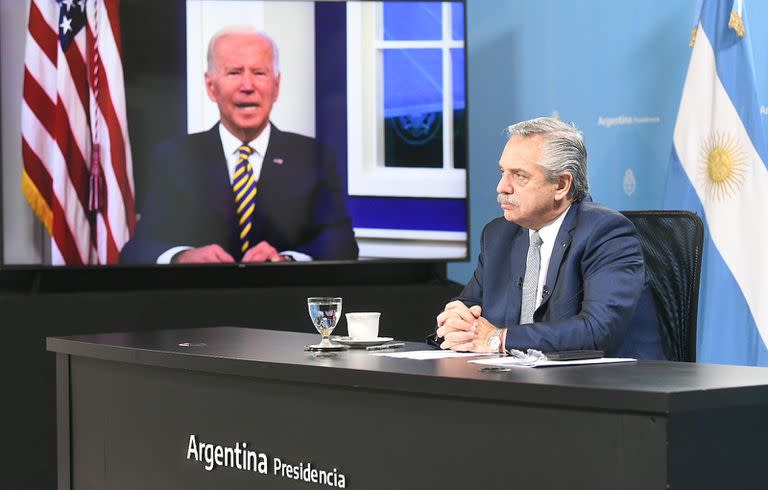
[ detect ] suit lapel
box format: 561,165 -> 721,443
537,201 -> 579,311
247,124 -> 285,243
258,124 -> 285,188
258,124 -> 280,185
198,124 -> 239,254
199,125 -> 236,218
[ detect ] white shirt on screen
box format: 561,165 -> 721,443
219,120 -> 269,183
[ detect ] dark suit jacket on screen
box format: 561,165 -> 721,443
457,200 -> 665,359
120,124 -> 358,264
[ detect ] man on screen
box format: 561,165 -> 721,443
435,117 -> 664,358
120,26 -> 358,264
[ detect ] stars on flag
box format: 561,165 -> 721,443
57,0 -> 87,50
59,14 -> 73,34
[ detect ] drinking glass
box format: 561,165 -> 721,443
307,297 -> 342,348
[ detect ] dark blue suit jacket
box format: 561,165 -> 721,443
120,124 -> 358,263
457,200 -> 665,359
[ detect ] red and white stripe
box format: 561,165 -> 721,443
21,0 -> 135,265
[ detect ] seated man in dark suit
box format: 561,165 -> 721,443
436,117 -> 664,358
121,26 -> 358,264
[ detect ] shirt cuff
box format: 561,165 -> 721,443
279,250 -> 312,262
157,246 -> 192,264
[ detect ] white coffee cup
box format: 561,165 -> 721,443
345,312 -> 381,340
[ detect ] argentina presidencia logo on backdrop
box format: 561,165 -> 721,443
623,168 -> 636,197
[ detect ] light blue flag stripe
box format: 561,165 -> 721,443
699,1 -> 768,164
666,147 -> 768,365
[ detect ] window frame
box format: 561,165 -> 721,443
346,2 -> 466,198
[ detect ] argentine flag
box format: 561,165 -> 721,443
665,0 -> 768,366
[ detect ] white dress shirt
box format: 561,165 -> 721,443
219,121 -> 270,183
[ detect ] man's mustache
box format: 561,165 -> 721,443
497,193 -> 519,206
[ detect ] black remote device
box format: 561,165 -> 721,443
543,350 -> 604,361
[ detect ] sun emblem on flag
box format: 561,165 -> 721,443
699,131 -> 748,200
728,11 -> 745,38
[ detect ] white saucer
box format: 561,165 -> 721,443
331,336 -> 394,347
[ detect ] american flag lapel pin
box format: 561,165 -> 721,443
273,157 -> 284,165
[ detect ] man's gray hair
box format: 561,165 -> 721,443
206,25 -> 280,75
506,117 -> 589,201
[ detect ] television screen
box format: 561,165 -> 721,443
2,0 -> 468,268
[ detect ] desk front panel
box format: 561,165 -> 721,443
68,355 -> 666,490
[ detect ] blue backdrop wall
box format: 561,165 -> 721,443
449,0 -> 768,283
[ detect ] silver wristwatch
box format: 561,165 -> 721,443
487,329 -> 502,353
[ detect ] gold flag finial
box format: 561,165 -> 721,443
728,11 -> 745,37
690,27 -> 698,48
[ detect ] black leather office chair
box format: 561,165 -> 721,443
621,211 -> 704,362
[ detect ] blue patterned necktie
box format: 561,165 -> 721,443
520,231 -> 543,324
232,145 -> 257,254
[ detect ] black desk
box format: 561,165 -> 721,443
48,327 -> 768,489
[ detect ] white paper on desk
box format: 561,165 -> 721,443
469,357 -> 637,368
372,350 -> 501,360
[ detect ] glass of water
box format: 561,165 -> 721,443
307,297 -> 342,348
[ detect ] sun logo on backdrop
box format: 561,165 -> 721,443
699,131 -> 748,201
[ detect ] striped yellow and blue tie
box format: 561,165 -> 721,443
232,145 -> 257,254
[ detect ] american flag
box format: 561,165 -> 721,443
21,0 -> 135,265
